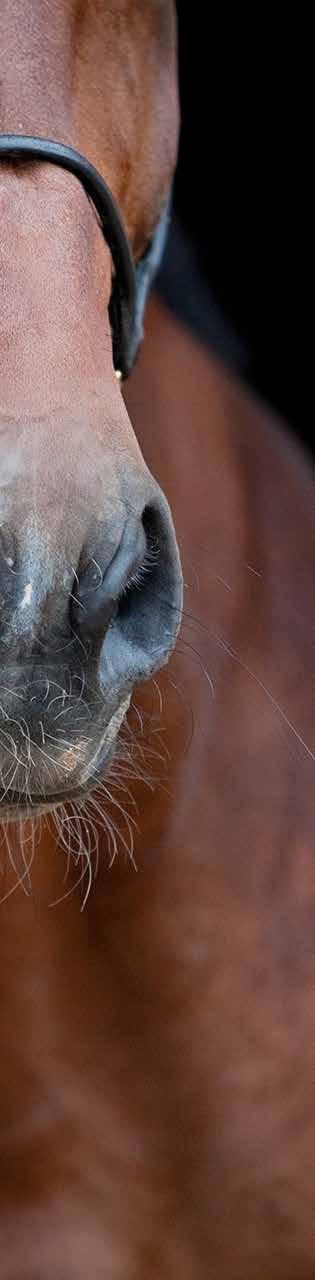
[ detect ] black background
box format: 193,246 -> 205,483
165,6 -> 310,444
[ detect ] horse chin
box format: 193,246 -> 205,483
0,694 -> 131,822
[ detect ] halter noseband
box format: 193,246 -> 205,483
0,134 -> 169,379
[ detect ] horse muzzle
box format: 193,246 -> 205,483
0,485 -> 182,818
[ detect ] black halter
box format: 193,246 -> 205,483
0,134 -> 169,379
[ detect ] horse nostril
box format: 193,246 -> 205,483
71,515 -> 148,641
71,501 -> 182,680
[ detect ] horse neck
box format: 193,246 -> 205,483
126,294 -> 315,898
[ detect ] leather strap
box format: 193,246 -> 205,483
0,133 -> 137,378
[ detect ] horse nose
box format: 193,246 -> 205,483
71,496 -> 182,685
0,489 -> 182,684
0,494 -> 181,803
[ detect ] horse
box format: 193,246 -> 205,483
1,2 -> 315,1277
0,0 -> 181,1271
0,0 -> 182,817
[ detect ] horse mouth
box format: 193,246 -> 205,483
0,755 -> 113,819
0,690 -> 132,817
0,760 -> 109,814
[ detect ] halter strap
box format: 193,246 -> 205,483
0,134 -> 138,378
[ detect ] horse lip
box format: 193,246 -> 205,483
0,696 -> 131,819
0,766 -> 107,815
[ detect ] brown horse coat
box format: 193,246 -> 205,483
1,4 -> 315,1277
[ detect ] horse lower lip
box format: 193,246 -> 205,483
0,773 -> 104,810
2,792 -> 67,805
0,721 -> 120,818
